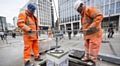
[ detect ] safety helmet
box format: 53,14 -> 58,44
27,3 -> 36,11
74,0 -> 84,11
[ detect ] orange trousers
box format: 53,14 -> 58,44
83,37 -> 102,62
23,39 -> 39,62
48,32 -> 52,37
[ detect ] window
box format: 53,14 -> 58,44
88,0 -> 90,6
95,0 -> 99,7
84,1 -> 86,5
116,0 -> 120,2
110,4 -> 114,14
105,5 -> 109,15
105,0 -> 109,4
91,0 -> 94,6
86,0 -> 90,6
100,0 -> 104,6
100,6 -> 104,14
116,2 -> 120,13
110,0 -> 115,3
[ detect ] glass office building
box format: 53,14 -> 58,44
38,0 -> 52,30
0,16 -> 7,32
58,0 -> 120,30
58,0 -> 80,30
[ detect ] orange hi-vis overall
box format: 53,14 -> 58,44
48,27 -> 52,37
81,6 -> 103,62
17,10 -> 40,62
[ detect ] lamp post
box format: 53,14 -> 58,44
108,9 -> 111,27
104,9 -> 110,42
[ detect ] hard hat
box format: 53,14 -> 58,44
27,3 -> 36,11
74,0 -> 84,11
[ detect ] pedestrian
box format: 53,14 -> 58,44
4,32 -> 7,39
48,27 -> 52,37
12,32 -> 16,38
73,27 -> 77,37
67,27 -> 72,39
0,31 -> 4,40
108,22 -> 114,38
17,3 -> 43,66
74,0 -> 103,66
62,28 -> 65,34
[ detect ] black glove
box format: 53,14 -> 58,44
28,29 -> 32,33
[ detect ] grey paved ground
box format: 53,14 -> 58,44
0,32 -> 120,66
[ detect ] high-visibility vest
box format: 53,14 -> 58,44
17,10 -> 39,40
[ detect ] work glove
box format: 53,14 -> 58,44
87,28 -> 93,33
28,29 -> 32,33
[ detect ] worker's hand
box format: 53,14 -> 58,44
83,28 -> 92,34
87,28 -> 93,32
28,29 -> 32,33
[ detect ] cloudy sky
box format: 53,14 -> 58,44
0,0 -> 58,25
0,0 -> 28,25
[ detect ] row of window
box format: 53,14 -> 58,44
40,22 -> 51,26
38,5 -> 51,13
39,16 -> 51,22
39,11 -> 51,17
84,0 -> 116,6
38,0 -> 51,7
59,15 -> 80,23
101,2 -> 120,15
58,0 -> 76,5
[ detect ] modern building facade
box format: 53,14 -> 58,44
58,0 -> 80,30
13,17 -> 18,27
20,0 -> 52,30
0,16 -> 7,32
58,0 -> 120,31
6,23 -> 15,31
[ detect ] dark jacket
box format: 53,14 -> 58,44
108,23 -> 114,32
67,27 -> 72,34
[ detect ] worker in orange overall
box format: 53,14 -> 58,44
17,3 -> 43,66
48,27 -> 52,37
74,0 -> 103,66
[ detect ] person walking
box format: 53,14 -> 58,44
108,22 -> 114,38
0,31 -> 4,40
73,27 -> 77,37
12,32 -> 16,38
17,3 -> 43,66
67,27 -> 72,40
74,0 -> 103,66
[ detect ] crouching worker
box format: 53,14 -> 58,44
74,0 -> 103,66
17,3 -> 43,66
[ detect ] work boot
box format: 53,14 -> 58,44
81,58 -> 90,62
25,60 -> 34,66
87,60 -> 96,66
34,56 -> 43,61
